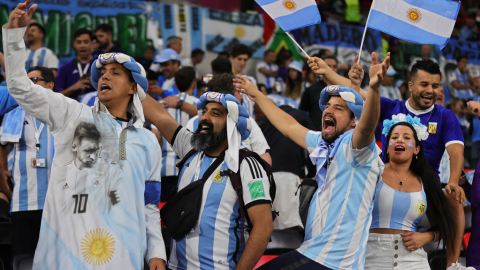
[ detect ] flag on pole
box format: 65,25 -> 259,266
367,0 -> 460,49
255,0 -> 321,32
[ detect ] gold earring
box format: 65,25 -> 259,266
415,154 -> 418,159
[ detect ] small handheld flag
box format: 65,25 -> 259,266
256,0 -> 321,58
366,0 -> 460,49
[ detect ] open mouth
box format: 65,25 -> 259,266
420,95 -> 434,104
100,84 -> 111,92
198,121 -> 213,134
323,116 -> 336,134
394,145 -> 405,154
79,49 -> 88,54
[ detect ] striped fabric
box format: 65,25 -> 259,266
9,114 -> 53,212
25,47 -> 59,71
371,180 -> 427,232
299,131 -> 383,270
161,93 -> 198,177
168,128 -> 271,270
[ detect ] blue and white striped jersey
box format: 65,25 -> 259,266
79,91 -> 98,107
241,93 -> 254,118
25,47 -> 59,71
168,127 -> 271,270
158,93 -> 198,177
298,131 -> 383,270
371,180 -> 427,232
267,94 -> 299,108
2,114 -> 53,212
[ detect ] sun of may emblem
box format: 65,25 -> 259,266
416,198 -> 426,216
283,0 -> 297,11
81,229 -> 115,265
406,8 -> 422,24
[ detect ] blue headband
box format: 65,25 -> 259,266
90,53 -> 148,101
196,92 -> 252,141
319,85 -> 364,120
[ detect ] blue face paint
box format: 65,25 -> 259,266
389,141 -> 393,147
408,142 -> 414,149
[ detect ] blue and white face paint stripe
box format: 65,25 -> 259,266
408,142 -> 414,149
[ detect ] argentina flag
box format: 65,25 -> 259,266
367,0 -> 460,49
256,0 -> 321,32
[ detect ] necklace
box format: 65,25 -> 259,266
390,167 -> 412,186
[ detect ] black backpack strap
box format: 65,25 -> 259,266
176,149 -> 198,171
229,150 -> 273,240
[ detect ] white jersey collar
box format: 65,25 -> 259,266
405,99 -> 434,116
93,98 -> 142,128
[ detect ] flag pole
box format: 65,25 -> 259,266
286,31 -> 310,59
358,2 -> 374,63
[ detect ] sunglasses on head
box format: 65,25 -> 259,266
29,77 -> 46,84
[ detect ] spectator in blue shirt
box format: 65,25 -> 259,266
55,28 -> 95,101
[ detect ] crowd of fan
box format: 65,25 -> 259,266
0,16 -> 479,269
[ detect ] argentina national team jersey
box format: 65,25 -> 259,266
298,131 -> 383,270
379,98 -> 464,177
160,93 -> 198,177
5,114 -> 53,212
168,127 -> 271,270
25,47 -> 59,71
370,180 -> 427,232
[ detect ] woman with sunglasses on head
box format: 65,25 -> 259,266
365,114 -> 460,270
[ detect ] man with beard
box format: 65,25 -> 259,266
24,22 -> 59,76
92,24 -> 124,59
142,91 -> 273,269
347,58 -> 466,267
232,52 -> 387,270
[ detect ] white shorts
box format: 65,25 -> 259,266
272,171 -> 303,230
365,233 -> 430,270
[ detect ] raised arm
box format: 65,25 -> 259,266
3,0 -> 83,133
142,95 -> 180,144
351,52 -> 389,150
348,55 -> 368,100
307,56 -> 352,87
233,75 -> 310,150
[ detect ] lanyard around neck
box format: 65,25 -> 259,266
31,117 -> 45,153
77,62 -> 90,77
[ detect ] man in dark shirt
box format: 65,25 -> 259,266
259,105 -> 314,231
135,45 -> 156,73
92,24 -> 124,59
299,56 -> 338,131
55,28 -> 95,101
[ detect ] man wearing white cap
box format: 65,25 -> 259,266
234,52 -> 389,269
142,90 -> 273,269
149,48 -> 181,100
378,66 -> 402,100
3,1 -> 166,269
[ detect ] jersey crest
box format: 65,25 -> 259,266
428,122 -> 437,134
416,198 -> 426,216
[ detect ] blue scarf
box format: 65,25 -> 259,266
309,129 -> 354,192
1,106 -> 25,143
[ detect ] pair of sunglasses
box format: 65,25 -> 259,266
29,77 -> 47,84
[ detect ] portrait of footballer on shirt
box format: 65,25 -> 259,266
62,122 -> 123,215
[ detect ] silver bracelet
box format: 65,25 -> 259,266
430,231 -> 437,243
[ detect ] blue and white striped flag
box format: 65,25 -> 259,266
256,0 -> 321,32
367,0 -> 460,49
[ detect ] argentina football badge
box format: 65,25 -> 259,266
428,122 -> 437,134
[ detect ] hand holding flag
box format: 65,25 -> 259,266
256,0 -> 321,58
